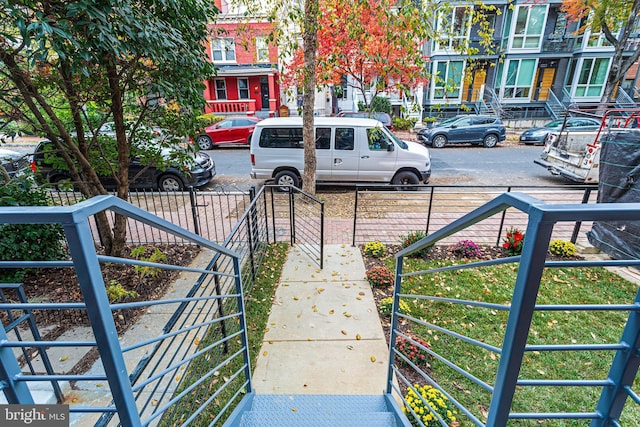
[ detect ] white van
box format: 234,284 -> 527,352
250,117 -> 431,187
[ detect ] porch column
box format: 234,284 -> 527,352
268,74 -> 277,115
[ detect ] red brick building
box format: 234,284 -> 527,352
204,5 -> 281,117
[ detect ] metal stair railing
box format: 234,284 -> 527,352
386,192 -> 640,426
545,89 -> 566,120
616,87 -> 637,108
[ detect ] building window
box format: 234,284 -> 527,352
238,78 -> 249,99
433,61 -> 464,100
335,75 -> 348,100
512,5 -> 546,49
256,37 -> 269,62
212,38 -> 236,62
502,59 -> 536,99
575,58 -> 610,97
215,79 -> 227,100
435,6 -> 471,51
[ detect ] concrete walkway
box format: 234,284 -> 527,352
252,244 -> 390,395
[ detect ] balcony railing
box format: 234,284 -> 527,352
541,37 -> 576,53
206,99 -> 257,115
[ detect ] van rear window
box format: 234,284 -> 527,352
258,128 -> 303,148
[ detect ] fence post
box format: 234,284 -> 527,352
261,186 -> 270,243
571,187 -> 593,244
352,187 -> 359,247
0,327 -> 34,404
496,186 -> 512,247
289,189 -> 296,244
213,261 -> 229,354
425,186 -> 435,235
232,257 -> 253,393
188,187 -> 200,236
386,256 -> 404,394
270,186 -> 277,241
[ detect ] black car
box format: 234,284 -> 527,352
417,115 -> 506,148
31,140 -> 215,191
519,118 -> 601,145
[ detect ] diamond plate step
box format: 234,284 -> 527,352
238,395 -> 399,426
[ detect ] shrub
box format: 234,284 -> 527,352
371,96 -> 391,113
400,230 -> 431,258
392,117 -> 417,131
452,239 -> 482,259
363,241 -> 387,258
502,227 -> 525,256
0,177 -> 67,282
197,113 -> 224,127
106,280 -> 139,303
380,297 -> 411,317
366,266 -> 394,287
403,384 -> 457,427
131,246 -> 167,284
396,335 -> 430,367
549,239 -> 577,257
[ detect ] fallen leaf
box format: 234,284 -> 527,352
341,330 -> 347,335
59,356 -> 68,362
370,356 -> 376,362
356,334 -> 361,340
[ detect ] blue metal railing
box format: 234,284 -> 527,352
386,192 -> 640,426
0,196 -> 251,426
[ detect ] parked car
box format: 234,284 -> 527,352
519,118 -> 601,145
196,116 -> 262,150
417,115 -> 506,148
31,140 -> 215,191
337,111 -> 393,130
0,148 -> 29,180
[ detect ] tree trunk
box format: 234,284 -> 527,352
106,60 -> 129,257
302,0 -> 318,195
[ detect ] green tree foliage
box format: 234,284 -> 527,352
0,1 -> 218,255
0,177 -> 67,281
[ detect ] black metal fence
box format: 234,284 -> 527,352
352,184 -> 597,247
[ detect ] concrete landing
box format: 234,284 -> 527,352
252,244 -> 390,395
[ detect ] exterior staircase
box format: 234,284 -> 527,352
224,394 -> 408,427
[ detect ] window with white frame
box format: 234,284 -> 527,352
219,0 -> 248,15
433,61 -> 464,100
502,59 -> 536,99
575,58 -> 610,97
238,78 -> 249,99
215,79 -> 227,100
512,5 -> 547,49
435,6 -> 471,51
212,38 -> 236,62
256,37 -> 269,62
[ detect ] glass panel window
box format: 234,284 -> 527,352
215,79 -> 227,100
366,128 -> 391,151
316,128 -> 331,150
435,6 -> 470,50
502,59 -> 536,99
433,61 -> 464,100
238,78 -> 249,99
212,38 -> 236,62
511,5 -> 547,49
575,58 -> 610,97
256,36 -> 269,62
335,128 -> 354,151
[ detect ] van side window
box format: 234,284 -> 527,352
258,128 -> 304,148
367,128 -> 391,151
316,128 -> 331,150
335,128 -> 354,150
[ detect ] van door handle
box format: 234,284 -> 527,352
334,158 -> 343,165
361,156 -> 370,159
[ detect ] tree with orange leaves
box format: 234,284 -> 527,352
562,0 -> 640,103
282,0 -> 431,112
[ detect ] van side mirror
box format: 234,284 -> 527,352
387,143 -> 394,152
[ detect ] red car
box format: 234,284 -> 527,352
196,116 -> 262,149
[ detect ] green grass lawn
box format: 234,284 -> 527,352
395,257 -> 640,426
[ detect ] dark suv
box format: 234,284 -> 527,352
417,115 -> 506,148
31,140 -> 215,191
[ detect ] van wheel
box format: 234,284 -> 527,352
274,170 -> 299,191
483,134 -> 498,148
158,174 -> 184,191
432,135 -> 447,148
392,171 -> 420,191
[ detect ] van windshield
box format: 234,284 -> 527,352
384,128 -> 408,149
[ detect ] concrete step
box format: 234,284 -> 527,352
239,394 -> 398,426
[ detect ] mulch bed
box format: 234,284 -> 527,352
2,244 -> 200,374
